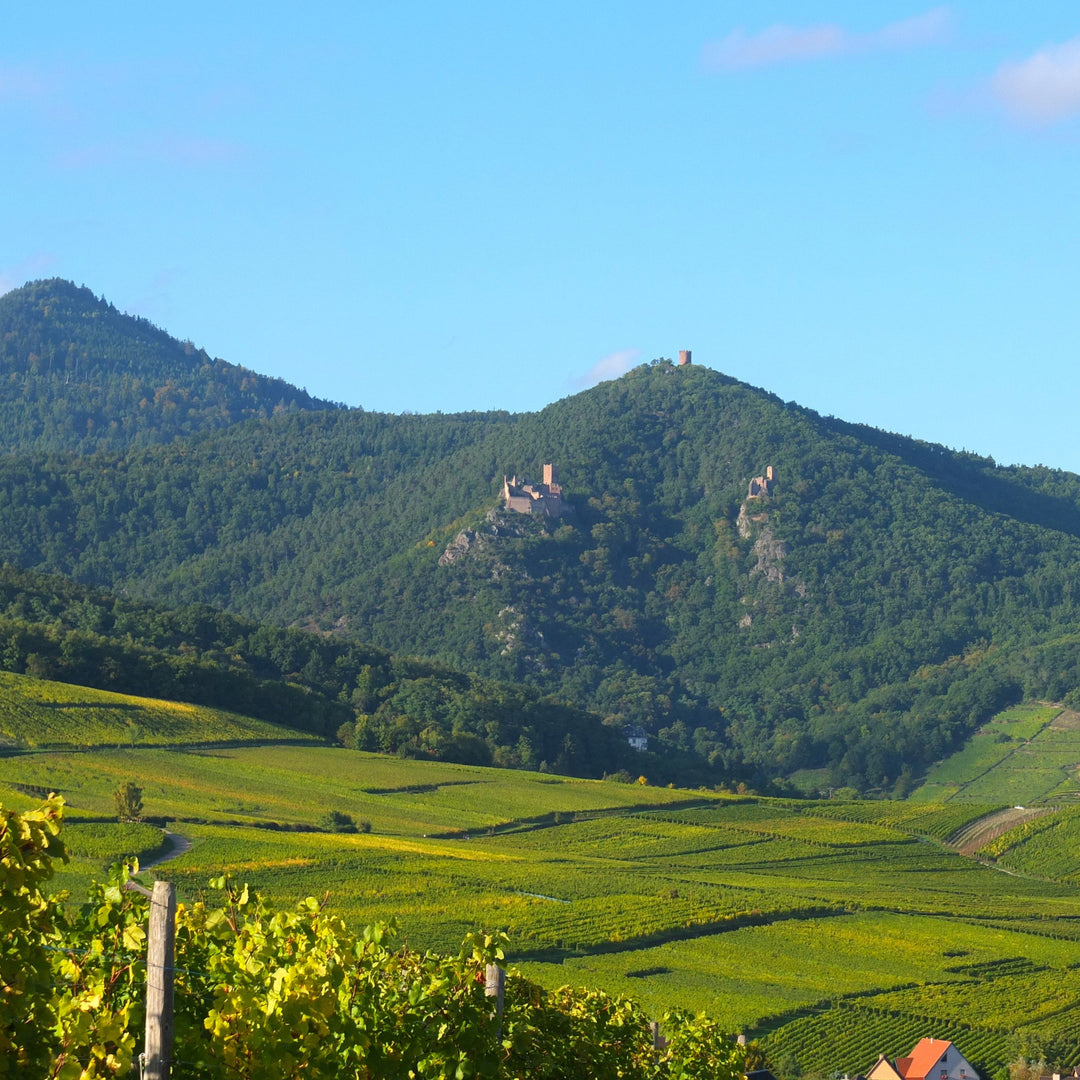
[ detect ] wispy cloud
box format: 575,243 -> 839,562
990,36 -> 1080,125
703,7 -> 950,72
3,60 -> 248,169
149,135 -> 245,166
0,254 -> 57,297
571,349 -> 640,390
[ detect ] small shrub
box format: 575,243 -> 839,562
114,781 -> 143,822
319,810 -> 357,833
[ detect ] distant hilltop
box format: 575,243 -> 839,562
502,464 -> 568,518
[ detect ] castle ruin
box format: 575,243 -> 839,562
747,465 -> 776,498
502,463 -> 567,518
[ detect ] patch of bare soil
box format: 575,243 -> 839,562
1049,708 -> 1080,731
947,806 -> 1055,857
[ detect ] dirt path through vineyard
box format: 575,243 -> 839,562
141,829 -> 193,869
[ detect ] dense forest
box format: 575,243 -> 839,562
5,278 -> 1080,791
0,279 -> 340,453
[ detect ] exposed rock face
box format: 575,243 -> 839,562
735,503 -> 759,540
438,528 -> 477,565
438,509 -> 532,566
751,527 -> 788,583
735,486 -> 807,637
736,503 -> 787,581
492,605 -> 548,671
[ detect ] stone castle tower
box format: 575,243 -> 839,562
502,464 -> 566,517
747,465 -> 775,498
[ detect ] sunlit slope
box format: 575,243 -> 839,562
0,745 -> 704,829
5,743 -> 1080,1074
9,358 -> 1080,788
0,669 -> 310,750
0,278 -> 341,453
911,703 -> 1080,804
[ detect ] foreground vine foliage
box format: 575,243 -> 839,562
1,797 -> 747,1079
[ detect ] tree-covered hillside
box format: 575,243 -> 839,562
6,283 -> 1080,791
0,563 -> 639,778
0,279 -> 342,452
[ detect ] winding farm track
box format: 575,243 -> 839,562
947,805 -> 1055,856
140,829 -> 193,870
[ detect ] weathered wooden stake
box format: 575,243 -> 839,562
485,962 -> 506,1041
143,880 -> 177,1080
484,963 -> 505,1015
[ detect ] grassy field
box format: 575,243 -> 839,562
5,691 -> 1080,1077
0,744 -> 700,830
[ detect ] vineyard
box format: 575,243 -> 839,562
760,961 -> 1080,1078
759,1005 -> 1019,1079
0,798 -> 749,1079
981,806 -> 1080,883
2,698 -> 1080,1076
913,704 -> 1080,805
805,799 -> 1000,840
0,670 -> 305,750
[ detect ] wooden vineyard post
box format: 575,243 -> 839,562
485,962 -> 505,1039
650,1020 -> 667,1060
143,880 -> 177,1080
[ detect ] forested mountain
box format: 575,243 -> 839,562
0,563 -> 638,779
0,279 -> 342,453
5,280 -> 1080,791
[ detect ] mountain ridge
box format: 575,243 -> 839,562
5,280 -> 1080,791
0,278 -> 344,453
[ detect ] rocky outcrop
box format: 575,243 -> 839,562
751,527 -> 788,583
438,508 -> 533,567
438,528 -> 478,566
491,605 -> 548,671
736,503 -> 788,582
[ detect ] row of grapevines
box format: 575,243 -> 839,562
809,800 -> 1001,840
863,971 -> 1074,1029
762,1004 -> 1017,1078
984,808 -> 1080,880
0,670 -> 289,748
1,796 -> 750,1079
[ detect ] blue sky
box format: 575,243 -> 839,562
4,4 -> 1080,469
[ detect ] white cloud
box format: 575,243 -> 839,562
703,7 -> 950,72
0,254 -> 57,297
571,349 -> 640,390
991,36 -> 1080,124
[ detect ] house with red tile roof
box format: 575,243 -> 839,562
867,1040 -> 979,1080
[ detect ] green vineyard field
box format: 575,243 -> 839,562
4,696 -> 1080,1075
914,704 -> 1080,805
0,669 -> 305,749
